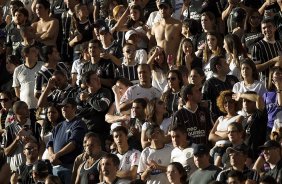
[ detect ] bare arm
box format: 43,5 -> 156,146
120,100 -> 134,112
233,93 -> 265,111
37,78 -> 56,108
222,4 -> 234,21
255,56 -> 279,72
141,129 -> 150,149
14,87 -> 20,98
36,19 -> 59,42
111,7 -> 130,33
116,166 -> 138,180
208,119 -> 222,142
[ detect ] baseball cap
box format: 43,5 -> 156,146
32,160 -> 48,173
259,140 -> 281,150
226,144 -> 248,155
193,144 -> 209,155
125,30 -> 138,41
159,0 -> 172,8
58,98 -> 77,107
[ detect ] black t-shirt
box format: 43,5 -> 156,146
189,165 -> 221,184
266,159 -> 282,183
17,164 -> 35,184
241,32 -> 263,54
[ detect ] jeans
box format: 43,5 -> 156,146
52,164 -> 73,184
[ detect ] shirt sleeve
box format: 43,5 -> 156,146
130,150 -> 141,167
12,66 -> 20,88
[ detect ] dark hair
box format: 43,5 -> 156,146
167,162 -> 187,184
177,65 -> 189,78
203,32 -> 224,64
13,101 -> 28,114
116,78 -> 133,88
268,66 -> 282,91
84,132 -> 101,146
36,0 -> 50,9
82,70 -> 97,85
183,18 -> 199,36
210,55 -> 225,73
43,103 -> 63,135
126,5 -> 144,29
88,39 -> 102,49
170,124 -> 188,135
148,46 -> 168,74
0,91 -> 14,100
145,98 -> 165,124
145,124 -> 161,139
240,58 -> 259,81
261,18 -> 275,27
133,98 -> 147,108
40,45 -> 55,62
53,70 -> 66,78
10,0 -> 24,8
190,67 -> 206,84
45,175 -> 62,184
176,38 -> 196,67
138,64 -> 151,72
201,11 -> 216,31
228,122 -> 244,133
13,7 -> 29,17
245,9 -> 262,32
181,84 -> 195,103
259,175 -> 278,184
112,126 -> 128,135
227,170 -> 245,182
102,154 -> 120,167
22,45 -> 36,55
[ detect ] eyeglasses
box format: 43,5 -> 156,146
0,98 -> 9,102
167,77 -> 176,81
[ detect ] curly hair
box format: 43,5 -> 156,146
216,90 -> 238,114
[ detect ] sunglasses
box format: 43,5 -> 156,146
167,77 -> 177,81
0,98 -> 9,102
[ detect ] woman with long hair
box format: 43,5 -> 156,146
223,34 -> 248,80
147,46 -> 169,91
203,32 -> 224,79
161,70 -> 183,116
188,67 -> 206,91
166,162 -> 187,184
176,38 -> 202,73
232,58 -> 267,97
141,98 -> 171,148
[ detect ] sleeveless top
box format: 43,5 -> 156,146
79,158 -> 101,184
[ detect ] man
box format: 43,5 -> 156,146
14,140 -> 40,184
216,144 -> 260,183
112,126 -> 140,183
12,45 -> 43,122
35,45 -> 69,99
47,98 -> 87,184
138,124 -> 172,184
259,140 -> 282,184
226,170 -> 246,184
77,71 -> 113,142
172,84 -> 213,145
150,0 -> 182,60
252,18 -> 282,83
2,101 -> 42,173
31,0 -> 59,46
189,144 -> 221,184
202,55 -> 239,121
75,132 -> 106,184
80,39 -> 116,88
31,160 -> 50,184
170,124 -> 197,178
37,70 -> 78,107
233,91 -> 267,158
98,154 -> 124,184
5,7 -> 28,57
120,64 -> 161,112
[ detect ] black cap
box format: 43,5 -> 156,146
193,144 -> 209,155
93,19 -> 107,28
226,144 -> 248,155
99,26 -> 110,35
259,140 -> 281,150
58,98 -> 77,107
159,0 -> 172,8
32,160 -> 48,173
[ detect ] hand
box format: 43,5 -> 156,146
75,33 -> 83,42
148,160 -> 159,170
80,92 -> 89,101
46,77 -> 57,90
120,114 -> 130,122
232,93 -> 241,101
112,85 -> 119,94
153,46 -> 164,57
198,42 -> 205,50
100,52 -> 110,59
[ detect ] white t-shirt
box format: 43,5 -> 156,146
232,80 -> 267,97
170,145 -> 197,177
137,145 -> 172,184
120,84 -> 161,104
142,117 -> 172,135
135,49 -> 148,64
12,61 -> 44,109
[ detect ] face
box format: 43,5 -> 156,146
229,151 -> 246,167
61,104 -> 76,120
166,165 -> 182,183
182,41 -> 193,55
131,102 -> 145,118
85,137 -> 99,155
159,4 -> 171,18
16,103 -> 29,121
36,4 -> 48,17
167,72 -> 180,90
171,130 -> 187,147
99,31 -> 112,43
272,69 -> 282,84
51,47 -> 61,61
14,12 -> 27,25
155,100 -> 166,114
262,22 -> 276,40
263,147 -> 280,163
23,142 -> 39,159
53,74 -> 67,89
227,126 -> 242,143
243,98 -> 256,113
77,5 -> 88,20
241,63 -> 253,79
223,96 -> 236,113
113,131 -> 127,147
47,106 -> 59,123
130,8 -> 140,21
123,45 -> 136,59
101,158 -> 117,176
219,58 -> 230,74
137,66 -> 151,84
154,50 -> 165,65
88,43 -> 101,57
249,12 -> 261,28
26,47 -> 39,61
201,15 -> 213,31
0,93 -> 12,109
189,70 -> 204,86
191,86 -> 202,103
86,73 -> 101,89
150,127 -> 164,141
116,81 -> 128,96
193,154 -> 209,169
207,35 -> 217,50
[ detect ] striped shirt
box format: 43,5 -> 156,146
47,84 -> 78,105
216,167 -> 260,183
115,64 -> 139,84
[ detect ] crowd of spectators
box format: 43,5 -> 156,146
2,0 -> 282,183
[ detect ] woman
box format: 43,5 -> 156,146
161,70 -> 183,116
141,98 -> 171,148
167,162 -> 187,184
203,32 -> 224,79
223,34 -> 248,80
188,67 -> 206,91
242,9 -> 263,55
176,38 -> 202,73
209,90 -> 243,160
233,58 -> 267,97
147,46 -> 169,91
263,66 -> 282,135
